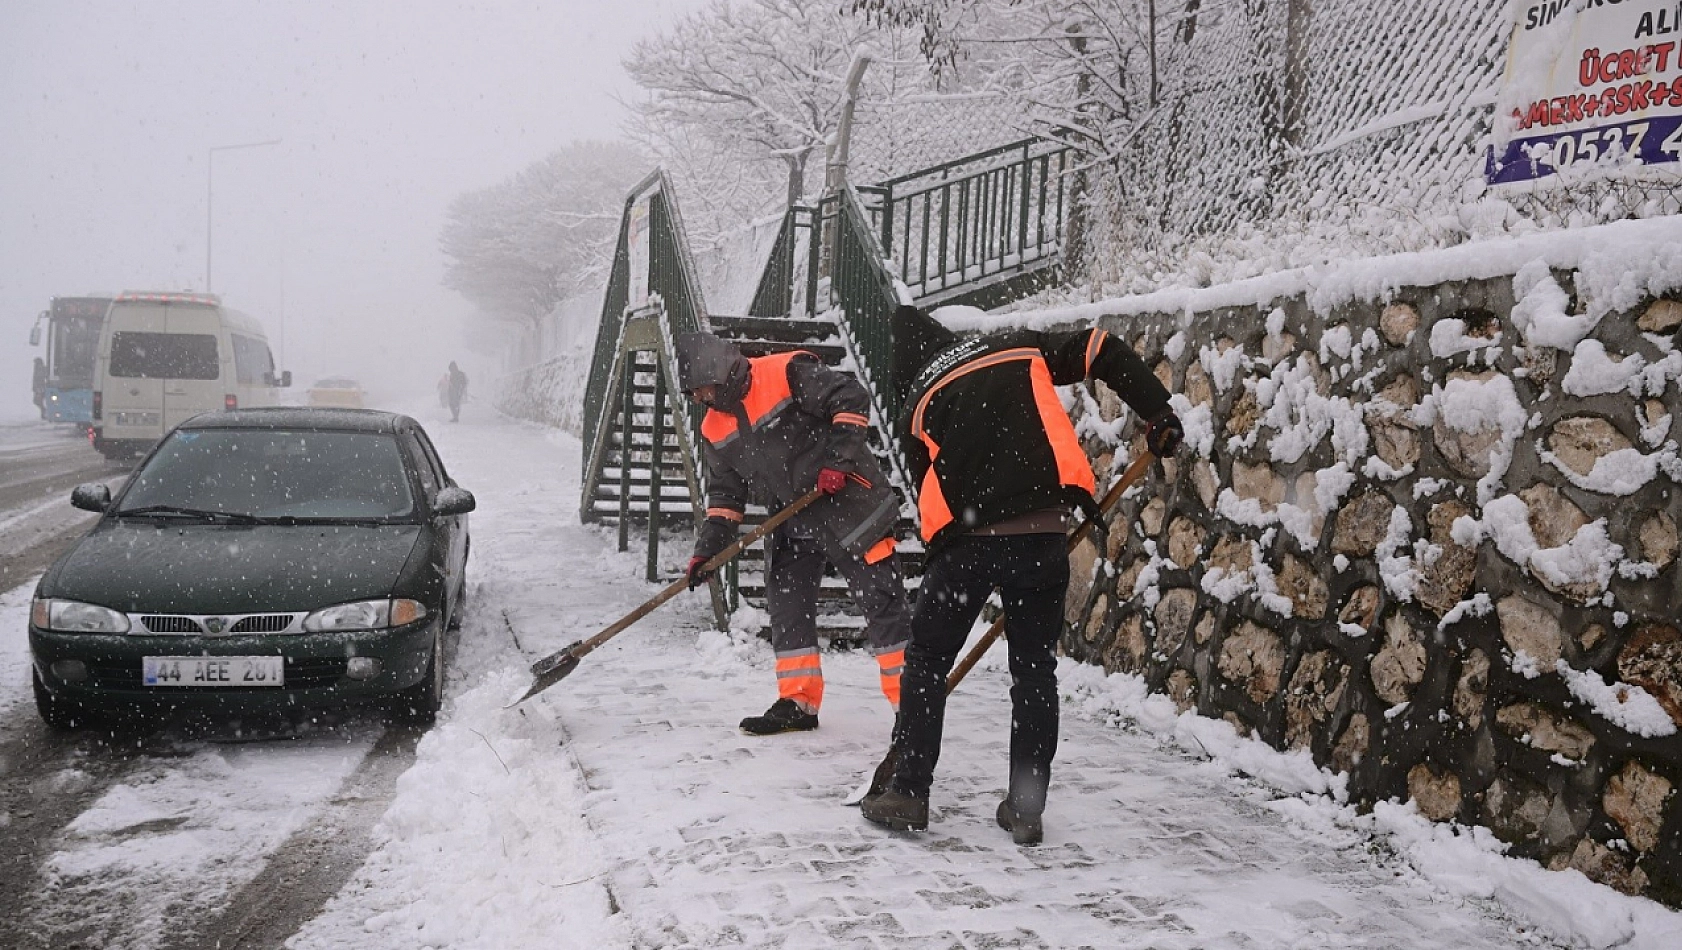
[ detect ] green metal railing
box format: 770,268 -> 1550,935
744,139 -> 1071,323
581,197 -> 634,458
579,171 -> 729,624
830,187 -> 908,424
868,138 -> 1070,305
582,170 -> 710,476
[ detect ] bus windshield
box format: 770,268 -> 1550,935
48,304 -> 104,387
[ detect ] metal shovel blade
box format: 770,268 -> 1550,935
844,742 -> 900,806
505,649 -> 582,707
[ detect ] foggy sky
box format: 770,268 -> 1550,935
1,0 -> 705,418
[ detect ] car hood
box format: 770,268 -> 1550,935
45,521 -> 424,614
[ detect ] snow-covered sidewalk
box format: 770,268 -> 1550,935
291,409 -> 1679,949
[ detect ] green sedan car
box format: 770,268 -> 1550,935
29,408 -> 473,728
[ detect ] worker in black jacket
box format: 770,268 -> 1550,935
861,306 -> 1182,844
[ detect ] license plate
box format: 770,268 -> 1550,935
143,656 -> 285,687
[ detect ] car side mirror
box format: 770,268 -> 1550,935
265,370 -> 293,388
29,325 -> 41,346
432,486 -> 476,517
71,483 -> 111,513
281,370 -> 292,388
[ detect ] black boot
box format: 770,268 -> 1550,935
739,698 -> 818,736
861,787 -> 928,831
996,798 -> 1043,846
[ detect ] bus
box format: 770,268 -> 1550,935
29,296 -> 110,429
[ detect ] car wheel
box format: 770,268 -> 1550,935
391,630 -> 443,726
33,670 -> 87,730
448,575 -> 466,632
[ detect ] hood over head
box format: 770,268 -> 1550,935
674,331 -> 751,410
893,305 -> 960,401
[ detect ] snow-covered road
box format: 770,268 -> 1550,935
4,404 -> 1680,949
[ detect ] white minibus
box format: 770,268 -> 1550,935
92,291 -> 291,458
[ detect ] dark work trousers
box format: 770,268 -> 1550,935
891,533 -> 1070,814
765,520 -> 912,708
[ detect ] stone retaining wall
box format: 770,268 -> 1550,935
1058,272 -> 1682,905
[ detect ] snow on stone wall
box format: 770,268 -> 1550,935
1031,245 -> 1682,906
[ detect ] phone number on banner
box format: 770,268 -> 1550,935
1487,114 -> 1682,185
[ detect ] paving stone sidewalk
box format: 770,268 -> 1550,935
545,616 -> 1549,950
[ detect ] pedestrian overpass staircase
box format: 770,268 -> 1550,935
579,139 -> 1073,633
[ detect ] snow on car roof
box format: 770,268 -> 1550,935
179,407 -> 405,432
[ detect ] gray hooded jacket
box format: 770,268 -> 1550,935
675,332 -> 900,559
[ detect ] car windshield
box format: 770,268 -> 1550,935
315,378 -> 358,389
117,428 -> 416,521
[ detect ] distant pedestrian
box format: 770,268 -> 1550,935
446,362 -> 468,422
861,305 -> 1183,845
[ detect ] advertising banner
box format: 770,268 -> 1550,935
1489,0 -> 1682,185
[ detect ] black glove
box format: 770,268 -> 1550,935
1145,411 -> 1185,458
686,556 -> 715,591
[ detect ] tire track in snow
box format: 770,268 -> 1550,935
162,723 -> 427,950
0,716 -> 164,950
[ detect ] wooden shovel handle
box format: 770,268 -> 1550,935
565,488 -> 827,662
943,450 -> 1155,693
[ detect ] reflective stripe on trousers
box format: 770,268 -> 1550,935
874,643 -> 906,709
775,647 -> 823,711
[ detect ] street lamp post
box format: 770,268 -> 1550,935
206,138 -> 281,292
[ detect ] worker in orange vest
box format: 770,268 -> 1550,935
676,331 -> 910,736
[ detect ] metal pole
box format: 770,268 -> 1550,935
618,353 -> 635,553
206,138 -> 282,291
824,55 -> 872,196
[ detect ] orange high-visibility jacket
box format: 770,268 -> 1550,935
694,350 -> 900,559
897,328 -> 1171,554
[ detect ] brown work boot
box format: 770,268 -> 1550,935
861,787 -> 928,831
996,798 -> 1043,845
739,698 -> 818,736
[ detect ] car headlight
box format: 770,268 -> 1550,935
32,598 -> 131,634
302,598 -> 427,632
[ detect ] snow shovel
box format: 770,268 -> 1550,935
509,487 -> 827,706
845,450 -> 1156,805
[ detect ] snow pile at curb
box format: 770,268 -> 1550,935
289,671 -> 631,950
1056,660 -> 1682,950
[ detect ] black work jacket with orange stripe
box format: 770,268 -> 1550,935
897,327 -> 1171,555
694,351 -> 901,559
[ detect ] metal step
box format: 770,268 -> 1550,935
710,315 -> 841,343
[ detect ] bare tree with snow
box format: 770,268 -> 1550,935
440,140 -> 647,337
623,0 -> 890,212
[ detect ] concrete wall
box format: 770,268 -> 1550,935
1059,275 -> 1682,904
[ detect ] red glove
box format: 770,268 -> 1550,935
816,468 -> 848,495
686,556 -> 715,590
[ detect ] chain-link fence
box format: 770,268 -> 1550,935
1050,0 -> 1682,295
